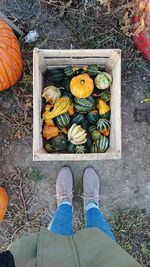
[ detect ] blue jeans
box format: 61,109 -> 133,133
48,201 -> 115,241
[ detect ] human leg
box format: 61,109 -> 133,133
85,202 -> 115,241
48,167 -> 74,236
83,167 -> 115,241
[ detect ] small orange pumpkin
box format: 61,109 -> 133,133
42,125 -> 59,140
0,186 -> 8,222
70,74 -> 94,98
0,19 -> 23,92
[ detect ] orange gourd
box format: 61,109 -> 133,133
70,74 -> 94,98
61,127 -> 68,135
42,125 -> 59,140
0,186 -> 8,222
67,104 -> 75,116
0,19 -> 23,91
45,104 -> 53,111
101,129 -> 110,136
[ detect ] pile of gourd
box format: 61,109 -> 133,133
42,65 -> 112,154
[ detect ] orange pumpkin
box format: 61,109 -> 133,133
0,186 -> 8,222
42,125 -> 59,140
70,74 -> 94,98
0,19 -> 23,91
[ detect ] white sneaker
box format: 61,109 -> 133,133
83,167 -> 100,209
56,166 -> 74,206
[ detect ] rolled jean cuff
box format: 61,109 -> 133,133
59,201 -> 72,207
85,201 -> 99,212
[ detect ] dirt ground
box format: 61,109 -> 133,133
0,0 -> 150,266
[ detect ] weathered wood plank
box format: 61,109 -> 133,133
39,49 -> 120,58
33,49 -> 43,154
45,58 -> 108,66
0,11 -> 24,36
33,149 -> 121,161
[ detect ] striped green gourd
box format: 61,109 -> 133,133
88,125 -> 101,141
55,112 -> 70,128
50,68 -> 65,82
100,89 -> 111,102
97,118 -> 110,132
64,66 -> 78,77
95,135 -> 109,152
101,111 -> 111,120
63,91 -> 73,104
90,143 -> 99,153
84,65 -> 99,76
86,110 -> 100,124
71,113 -> 84,125
74,96 -> 95,114
63,77 -> 71,92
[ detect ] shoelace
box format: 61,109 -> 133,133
79,193 -> 100,203
54,190 -> 74,201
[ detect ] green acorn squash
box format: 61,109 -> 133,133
90,136 -> 109,153
55,113 -> 70,129
74,96 -> 95,114
97,118 -> 110,132
63,91 -> 73,104
51,134 -> 68,151
67,143 -> 76,153
83,65 -> 99,76
71,113 -> 84,125
88,125 -> 101,141
63,77 -> 71,92
64,66 -> 79,77
100,89 -> 111,102
50,68 -> 65,82
86,110 -> 100,124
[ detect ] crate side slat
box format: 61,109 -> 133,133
33,50 -> 43,154
39,49 -> 120,58
33,150 -> 121,161
110,53 -> 121,155
45,58 -> 108,66
105,50 -> 121,71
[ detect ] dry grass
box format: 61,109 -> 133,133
0,168 -> 49,251
0,53 -> 33,140
109,209 -> 150,266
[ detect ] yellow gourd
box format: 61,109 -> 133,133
42,111 -> 54,126
98,99 -> 110,115
43,97 -> 70,120
45,104 -> 53,111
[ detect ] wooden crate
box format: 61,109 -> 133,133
33,49 -> 121,161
